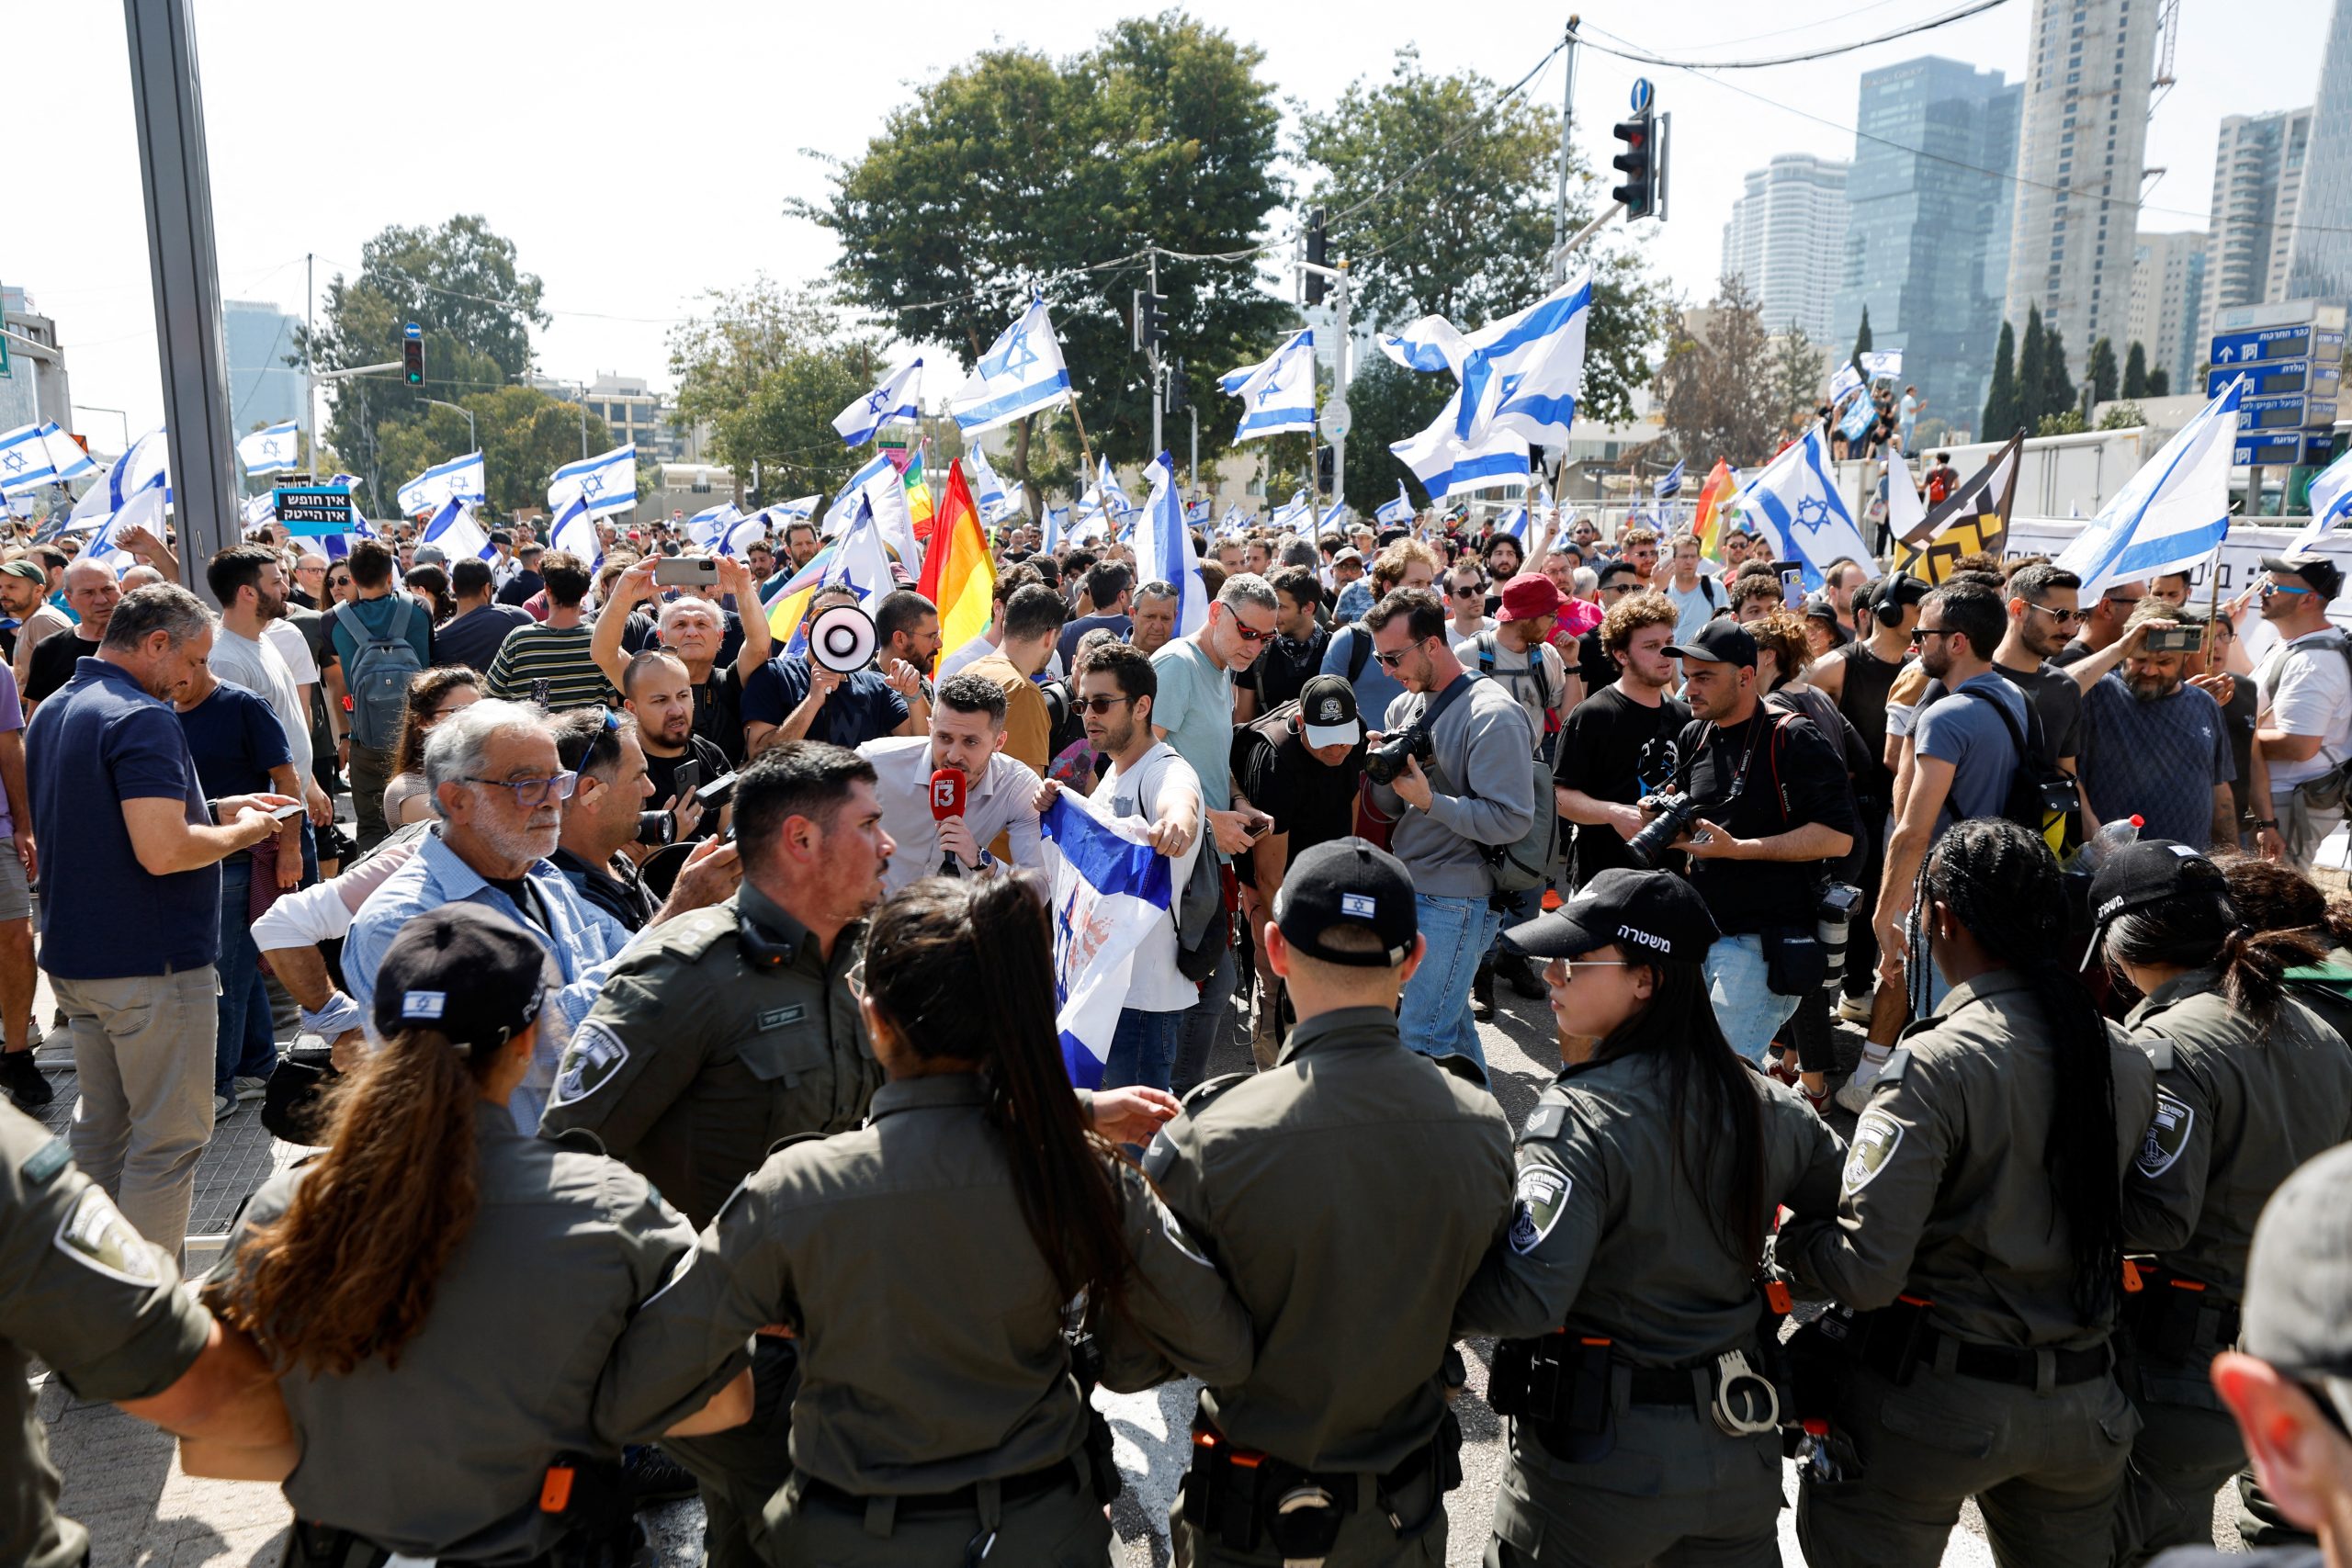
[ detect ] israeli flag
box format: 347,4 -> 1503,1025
1269,489 -> 1314,532
1318,503 -> 1349,534
827,451 -> 896,537
1859,349 -> 1904,382
1039,788 -> 1178,1089
859,457 -> 923,579
782,494 -> 899,658
1826,360 -> 1864,406
1393,388 -> 1531,500
1494,505 -> 1531,543
422,497 -> 497,563
1453,272 -> 1593,449
0,421 -> 98,495
2057,377 -> 2246,594
1184,499 -> 1211,527
1097,457 -> 1135,519
1220,503 -> 1250,538
1042,505 -> 1069,553
966,442 -> 1010,515
1838,390 -> 1876,443
1654,460 -> 1685,500
1730,427 -> 1874,589
81,483 -> 168,577
952,297 -> 1073,437
243,491 -> 277,532
1218,329 -> 1317,442
769,494 -> 822,525
397,451 -> 487,518
1375,482 -> 1414,525
1135,453 -> 1210,640
2291,448 -> 2352,552
70,426 -> 169,525
684,502 -> 741,547
548,491 -> 603,573
832,358 -> 924,447
548,442 -> 638,519
715,511 -> 769,560
1378,313 -> 1467,375
236,421 -> 300,476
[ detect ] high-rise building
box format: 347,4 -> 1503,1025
2128,231 -> 2206,392
2285,0 -> 2352,304
1836,58 -> 2021,437
1721,153 -> 1850,344
2002,0 -> 2159,384
530,373 -> 687,463
224,298 -> 306,439
0,286 -> 71,434
2201,109 -> 2314,346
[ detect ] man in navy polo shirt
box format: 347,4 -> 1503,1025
739,584 -> 917,756
25,583 -> 290,1258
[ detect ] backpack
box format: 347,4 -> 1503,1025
1454,673 -> 1558,895
1472,632 -> 1561,739
1956,684 -> 2080,856
334,598 -> 424,752
2273,634 -> 2352,812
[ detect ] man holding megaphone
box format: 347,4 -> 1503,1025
741,586 -> 925,757
857,671 -> 1046,898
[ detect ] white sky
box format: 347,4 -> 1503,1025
9,0 -> 2334,441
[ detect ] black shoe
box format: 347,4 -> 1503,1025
624,1444 -> 699,1507
1497,953 -> 1548,1000
1471,962 -> 1496,1021
1,1049 -> 52,1109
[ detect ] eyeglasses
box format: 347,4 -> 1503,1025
1561,957 -> 1634,976
1600,581 -> 1637,595
464,771 -> 578,807
1074,694 -> 1136,716
2025,602 -> 2086,626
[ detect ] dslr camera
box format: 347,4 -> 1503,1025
1625,792 -> 1704,869
1364,724 -> 1433,786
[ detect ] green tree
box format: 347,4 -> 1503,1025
2087,336 -> 2119,409
1298,46 -> 1665,429
2121,340 -> 2150,400
1852,306 -> 1873,364
804,15 -> 1290,508
2041,325 -> 2077,426
303,216 -> 549,503
1983,320 -> 2018,439
369,388 -> 611,521
1770,321 -> 1826,431
2097,401 -> 2144,430
2016,307 -> 2048,429
1656,275 -> 1780,469
2036,408 -> 2086,436
2148,366 -> 2171,397
1335,353 -> 1455,513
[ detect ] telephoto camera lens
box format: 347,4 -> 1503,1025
1623,793 -> 1702,870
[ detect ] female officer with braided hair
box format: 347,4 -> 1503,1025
2086,840 -> 2352,1563
1777,818 -> 2156,1568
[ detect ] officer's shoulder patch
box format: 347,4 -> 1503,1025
548,1020 -> 630,1110
2137,1032 -> 2177,1073
1506,1165 -> 1572,1256
1877,1047 -> 1915,1086
654,905 -> 739,962
2135,1088 -> 2196,1179
54,1186 -> 163,1288
1177,1072 -> 1252,1117
1841,1111 -> 1905,1196
21,1135 -> 70,1188
1521,1102 -> 1568,1144
1141,1127 -> 1180,1183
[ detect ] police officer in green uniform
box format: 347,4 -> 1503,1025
2086,841 -> 2352,1563
205,905 -> 753,1566
596,872 -> 1254,1565
3,1100 -> 291,1568
1454,869 -> 1846,1566
1778,818 -> 2159,1568
1146,837 -> 1516,1567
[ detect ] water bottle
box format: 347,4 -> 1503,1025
2074,814 -> 2143,875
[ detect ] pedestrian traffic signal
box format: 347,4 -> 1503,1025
1134,289 -> 1169,353
1304,208 -> 1329,306
403,334 -> 425,387
1316,445 -> 1334,492
1611,110 -> 1657,220
1166,358 -> 1188,413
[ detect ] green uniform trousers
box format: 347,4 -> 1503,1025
1169,1461 -> 1447,1568
662,1337 -> 797,1568
2114,1355 -> 2245,1566
763,1470 -> 1110,1567
1487,1405 -> 1781,1567
1797,1362 -> 2139,1568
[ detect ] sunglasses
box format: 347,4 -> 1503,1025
1559,957 -> 1634,976
1451,582 -> 1486,598
1074,694 -> 1136,716
1229,622 -> 1274,645
2026,602 -> 2086,626
2264,581 -> 2315,598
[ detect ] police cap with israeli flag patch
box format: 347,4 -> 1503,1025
371,903 -> 548,1055
1505,867 -> 1721,964
1272,837 -> 1418,965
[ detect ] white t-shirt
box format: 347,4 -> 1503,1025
264,617 -> 320,684
210,623 -> 312,779
1091,741 -> 1203,1014
2257,630 -> 2352,790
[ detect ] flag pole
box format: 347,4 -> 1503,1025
1062,390 -> 1101,492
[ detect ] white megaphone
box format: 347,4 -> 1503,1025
807,603 -> 877,674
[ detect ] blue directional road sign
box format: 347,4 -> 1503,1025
2211,325 -> 2345,367
2234,433 -> 2312,468
2210,359 -> 2344,400
2239,391 -> 2341,431
402,321 -> 422,340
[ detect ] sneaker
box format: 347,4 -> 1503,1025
0,1050 -> 51,1109
234,1074 -> 272,1101
213,1093 -> 236,1121
1471,961 -> 1496,1022
1836,992 -> 1876,1025
1835,1049 -> 1893,1114
624,1444 -> 701,1507
1764,1051 -> 1802,1089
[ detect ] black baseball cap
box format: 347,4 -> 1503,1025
1663,619 -> 1758,669
2260,554 -> 2346,604
2086,837 -> 2224,936
1506,868 -> 1721,964
2243,1142 -> 2352,1382
1295,674 -> 1362,748
1273,837 -> 1417,966
371,905 -> 548,1053
489,529 -> 514,547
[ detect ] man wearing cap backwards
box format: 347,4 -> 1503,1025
1146,836 -> 1513,1567
1455,867 -> 1845,1566
2084,839 -> 2352,1564
1646,616 -> 1857,1063
2154,1142 -> 2352,1568
2251,554 -> 2352,871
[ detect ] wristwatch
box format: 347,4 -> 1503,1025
2254,818 -> 2280,831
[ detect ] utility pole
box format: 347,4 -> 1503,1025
305,251 -> 317,473
1148,249 -> 1163,458
1552,17 -> 1581,286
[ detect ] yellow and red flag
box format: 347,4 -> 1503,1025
921,461 -> 996,654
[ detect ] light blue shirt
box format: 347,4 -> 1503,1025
1150,636 -> 1237,818
342,828 -> 645,1131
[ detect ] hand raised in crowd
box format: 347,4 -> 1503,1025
663,791 -> 704,845
936,811 -> 981,869
799,665 -> 847,713
715,555 -> 754,604
884,659 -> 924,700
611,559 -> 661,610
1088,1084 -> 1181,1145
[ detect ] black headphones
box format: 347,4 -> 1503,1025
1876,572 -> 1926,628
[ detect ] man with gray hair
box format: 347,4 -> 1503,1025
1152,571 -> 1279,1089
25,584 -> 293,1257
340,698 -> 738,1131
1132,579 -> 1181,657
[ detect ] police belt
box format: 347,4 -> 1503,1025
1180,1405 -> 1463,1559
1857,1309 -> 2112,1390
2121,1262 -> 2243,1365
797,1458 -> 1081,1519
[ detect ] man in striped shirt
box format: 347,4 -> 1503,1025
485,551 -> 614,712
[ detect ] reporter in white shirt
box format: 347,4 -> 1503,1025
857,671 -> 1046,898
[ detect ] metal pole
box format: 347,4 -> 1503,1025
124,0 -> 237,606
305,251 -> 316,472
1148,249 -> 1164,459
74,405 -> 132,454
1552,17 -> 1580,286
1188,405 -> 1199,502
426,399 -> 475,452
1331,265 -> 1351,511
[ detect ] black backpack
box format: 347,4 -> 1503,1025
1957,686 -> 2080,856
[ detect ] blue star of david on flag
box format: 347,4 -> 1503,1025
833,359 -> 924,447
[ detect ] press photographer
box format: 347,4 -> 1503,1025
1639,620 -> 1858,1064
1362,587 -> 1540,1077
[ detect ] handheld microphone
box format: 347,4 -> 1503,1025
930,768 -> 967,876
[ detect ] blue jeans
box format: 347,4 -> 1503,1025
1171,944 -> 1238,1096
1102,1008 -> 1185,1092
1397,893 -> 1502,1077
1488,880 -> 1544,960
214,860 -> 278,1099
1703,933 -> 1803,1065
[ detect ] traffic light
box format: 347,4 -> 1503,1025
1165,357 -> 1188,412
1134,289 -> 1169,352
1611,109 -> 1656,219
1316,445 -> 1335,492
402,324 -> 425,387
1304,207 -> 1329,306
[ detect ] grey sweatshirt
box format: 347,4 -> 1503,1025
1371,674 -> 1539,897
